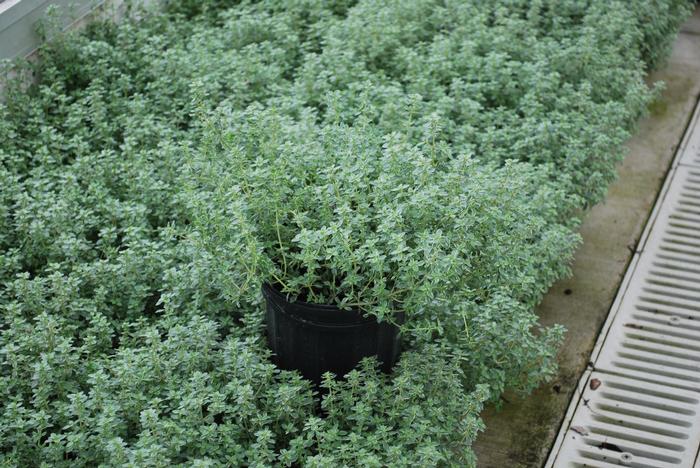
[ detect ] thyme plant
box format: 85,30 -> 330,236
190,106 -> 579,333
0,0 -> 692,466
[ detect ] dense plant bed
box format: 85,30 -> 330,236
0,0 -> 692,466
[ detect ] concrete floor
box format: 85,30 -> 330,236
473,8 -> 700,468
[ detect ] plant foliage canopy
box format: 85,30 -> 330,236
0,0 -> 692,466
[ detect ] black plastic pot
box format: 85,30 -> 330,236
263,283 -> 403,384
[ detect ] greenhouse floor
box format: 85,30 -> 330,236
473,7 -> 700,467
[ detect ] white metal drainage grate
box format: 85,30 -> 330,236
548,103 -> 700,467
552,372 -> 700,467
594,165 -> 700,393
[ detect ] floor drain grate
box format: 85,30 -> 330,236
547,105 -> 700,467
550,372 -> 700,467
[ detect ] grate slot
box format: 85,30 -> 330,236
641,285 -> 700,303
665,225 -> 700,241
657,251 -> 700,266
576,447 -> 679,468
589,412 -> 689,439
570,457 -> 631,468
586,423 -> 685,451
679,190 -> 700,200
674,205 -> 700,217
594,401 -> 692,427
616,349 -> 700,374
635,300 -> 700,319
651,259 -> 700,276
631,312 -> 700,332
622,319 -> 700,341
647,270 -> 700,290
602,388 -> 697,409
663,233 -> 700,249
659,243 -> 700,258
678,196 -> 700,207
637,294 -> 700,315
623,330 -> 700,355
622,337 -> 700,362
669,212 -> 700,224
611,358 -> 700,383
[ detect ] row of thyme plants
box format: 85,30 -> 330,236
0,0 -> 692,466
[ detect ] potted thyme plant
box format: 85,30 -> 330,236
188,106 -> 515,383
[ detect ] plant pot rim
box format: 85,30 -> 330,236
262,282 -> 376,326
